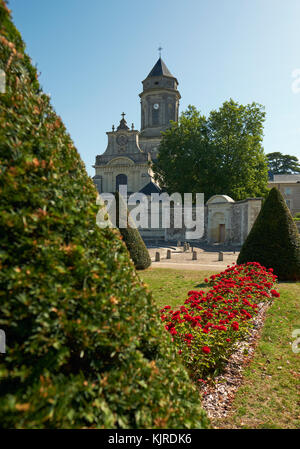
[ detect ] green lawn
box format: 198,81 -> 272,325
138,267 -> 217,309
213,281 -> 300,429
139,268 -> 300,429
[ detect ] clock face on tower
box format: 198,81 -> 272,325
153,103 -> 159,110
116,134 -> 128,146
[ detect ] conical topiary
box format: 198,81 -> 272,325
0,1 -> 208,429
114,192 -> 151,270
237,187 -> 300,280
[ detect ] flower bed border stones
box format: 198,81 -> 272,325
199,300 -> 271,419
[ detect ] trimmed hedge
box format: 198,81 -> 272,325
237,187 -> 300,281
115,192 -> 151,270
0,1 -> 208,429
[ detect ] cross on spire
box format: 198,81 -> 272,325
158,45 -> 163,58
117,112 -> 129,131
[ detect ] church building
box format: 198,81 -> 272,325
93,57 -> 263,246
93,57 -> 180,195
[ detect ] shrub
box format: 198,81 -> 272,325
237,188 -> 300,280
160,262 -> 278,380
114,192 -> 151,270
0,1 -> 208,429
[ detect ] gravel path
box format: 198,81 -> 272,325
148,246 -> 239,271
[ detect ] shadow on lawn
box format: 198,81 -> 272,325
193,282 -> 208,289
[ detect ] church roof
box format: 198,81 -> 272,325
139,181 -> 161,195
146,57 -> 174,78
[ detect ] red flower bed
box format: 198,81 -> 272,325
160,262 -> 279,380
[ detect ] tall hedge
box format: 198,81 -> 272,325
114,192 -> 151,270
0,1 -> 208,428
237,187 -> 300,280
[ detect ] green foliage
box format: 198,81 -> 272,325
0,1 -> 208,429
267,152 -> 300,175
115,192 -> 151,270
153,101 -> 269,201
237,188 -> 300,281
119,227 -> 151,270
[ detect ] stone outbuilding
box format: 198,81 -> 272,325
206,195 -> 262,245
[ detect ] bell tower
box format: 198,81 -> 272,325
138,57 -> 181,157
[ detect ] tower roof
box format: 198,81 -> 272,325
146,57 -> 174,78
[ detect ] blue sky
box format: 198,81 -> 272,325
9,0 -> 300,177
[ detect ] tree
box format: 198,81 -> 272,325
267,152 -> 300,175
153,100 -> 269,201
0,1 -> 208,429
237,188 -> 300,281
153,105 -> 210,197
114,192 -> 151,270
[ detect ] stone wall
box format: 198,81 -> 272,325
206,196 -> 262,245
110,194 -> 263,246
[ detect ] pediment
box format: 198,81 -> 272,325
107,157 -> 134,166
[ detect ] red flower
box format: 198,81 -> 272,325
202,346 -> 211,354
231,322 -> 239,331
270,289 -> 280,298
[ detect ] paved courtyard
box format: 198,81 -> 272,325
147,244 -> 239,271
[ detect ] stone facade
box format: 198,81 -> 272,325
121,194 -> 262,245
205,195 -> 262,245
139,58 -> 180,158
160,195 -> 262,245
93,116 -> 153,194
268,174 -> 300,216
93,57 -> 180,193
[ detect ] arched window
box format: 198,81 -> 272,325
152,108 -> 159,126
116,174 -> 127,191
93,175 -> 102,193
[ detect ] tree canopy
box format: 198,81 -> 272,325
267,152 -> 300,175
153,101 -> 269,201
